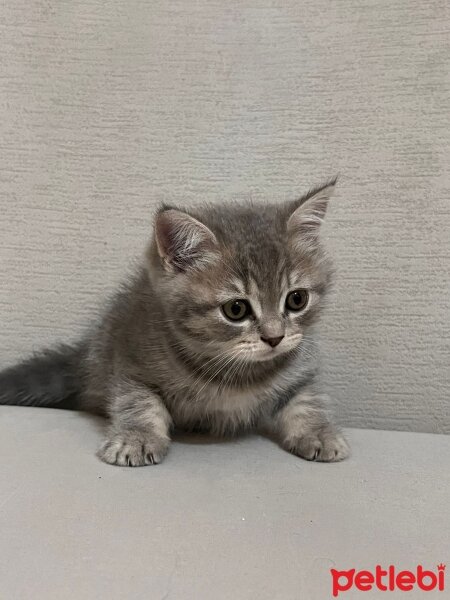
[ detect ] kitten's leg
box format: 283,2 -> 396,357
270,386 -> 350,462
97,380 -> 172,467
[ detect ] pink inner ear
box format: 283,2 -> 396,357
287,184 -> 334,241
155,209 -> 218,272
293,198 -> 328,229
155,212 -> 176,258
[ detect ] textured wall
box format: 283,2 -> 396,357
1,0 -> 449,433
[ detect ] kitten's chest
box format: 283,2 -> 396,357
161,377 -> 270,435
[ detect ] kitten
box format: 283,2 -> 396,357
0,180 -> 350,466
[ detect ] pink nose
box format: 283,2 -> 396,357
260,335 -> 284,348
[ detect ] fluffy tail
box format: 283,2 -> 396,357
0,345 -> 84,409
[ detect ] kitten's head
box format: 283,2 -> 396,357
148,181 -> 335,366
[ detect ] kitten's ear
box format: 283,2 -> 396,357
154,209 -> 219,272
287,180 -> 336,245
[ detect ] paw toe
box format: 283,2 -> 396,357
289,429 -> 350,463
97,433 -> 169,467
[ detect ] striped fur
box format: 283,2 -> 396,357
0,181 -> 349,465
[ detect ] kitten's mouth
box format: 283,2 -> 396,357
257,348 -> 289,361
242,345 -> 291,362
235,336 -> 302,362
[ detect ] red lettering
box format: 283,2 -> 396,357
331,563 -> 445,594
375,565 -> 388,591
438,567 -> 445,591
417,565 -> 437,591
354,570 -> 374,591
331,569 -> 355,597
388,565 -> 395,591
396,570 -> 415,591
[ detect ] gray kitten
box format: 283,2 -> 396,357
0,180 -> 349,466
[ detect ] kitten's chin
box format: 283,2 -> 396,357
243,347 -> 292,363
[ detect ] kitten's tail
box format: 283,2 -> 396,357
0,344 -> 84,409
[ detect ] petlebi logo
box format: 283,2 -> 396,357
331,564 -> 445,597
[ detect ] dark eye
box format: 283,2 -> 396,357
222,299 -> 251,321
285,289 -> 309,312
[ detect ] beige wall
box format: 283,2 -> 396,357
1,0 -> 449,433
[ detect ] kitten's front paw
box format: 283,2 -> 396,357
97,430 -> 170,466
288,426 -> 350,462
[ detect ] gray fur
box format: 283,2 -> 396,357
0,345 -> 84,409
0,180 -> 349,465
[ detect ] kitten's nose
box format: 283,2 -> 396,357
260,335 -> 284,348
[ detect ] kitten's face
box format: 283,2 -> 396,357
171,257 -> 326,364
151,182 -> 334,366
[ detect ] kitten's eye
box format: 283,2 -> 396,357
286,289 -> 309,312
222,299 -> 251,321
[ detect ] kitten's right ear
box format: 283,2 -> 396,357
154,209 -> 219,273
287,180 -> 336,247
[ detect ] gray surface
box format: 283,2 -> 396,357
0,407 -> 449,600
1,0 -> 449,434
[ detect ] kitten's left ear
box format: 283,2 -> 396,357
287,180 -> 336,245
154,208 -> 219,273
